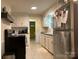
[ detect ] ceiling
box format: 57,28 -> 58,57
2,0 -> 64,15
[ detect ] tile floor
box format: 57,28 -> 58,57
26,41 -> 53,59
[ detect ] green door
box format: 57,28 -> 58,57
30,21 -> 35,40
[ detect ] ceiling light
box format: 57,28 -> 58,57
64,0 -> 68,1
64,0 -> 68,3
49,12 -> 54,16
73,0 -> 77,2
31,7 -> 37,10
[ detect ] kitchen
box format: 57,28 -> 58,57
1,0 -> 78,59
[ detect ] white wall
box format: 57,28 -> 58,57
1,0 -> 11,14
13,16 -> 30,46
13,15 -> 43,44
44,3 -> 63,16
30,16 -> 42,43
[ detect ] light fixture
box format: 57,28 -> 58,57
49,11 -> 54,16
64,0 -> 68,3
73,0 -> 77,2
31,7 -> 37,10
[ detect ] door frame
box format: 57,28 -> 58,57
29,20 -> 36,41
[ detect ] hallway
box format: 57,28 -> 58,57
1,0 -> 78,59
26,41 -> 53,59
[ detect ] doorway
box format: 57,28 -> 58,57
30,21 -> 36,41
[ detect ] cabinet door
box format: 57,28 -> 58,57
43,35 -> 46,47
42,35 -> 45,47
45,36 -> 49,49
40,34 -> 43,45
41,34 -> 45,47
49,36 -> 53,54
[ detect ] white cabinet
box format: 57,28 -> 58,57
40,34 -> 44,46
43,35 -> 46,47
45,36 -> 49,50
48,36 -> 53,54
40,34 -> 45,47
42,37 -> 45,47
40,34 -> 54,54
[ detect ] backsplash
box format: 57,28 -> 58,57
42,27 -> 53,34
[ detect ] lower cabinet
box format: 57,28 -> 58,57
48,37 -> 53,54
45,36 -> 49,50
40,34 -> 45,47
40,34 -> 44,46
40,34 -> 54,54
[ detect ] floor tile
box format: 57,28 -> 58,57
26,41 -> 53,59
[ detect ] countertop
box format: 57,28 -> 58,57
53,28 -> 73,32
41,32 -> 54,36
